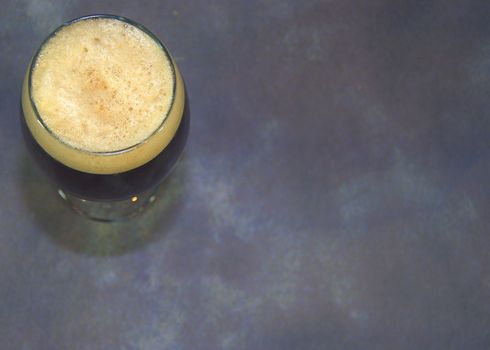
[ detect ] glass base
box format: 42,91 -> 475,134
57,187 -> 158,222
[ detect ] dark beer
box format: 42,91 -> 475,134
21,15 -> 189,204
21,100 -> 189,201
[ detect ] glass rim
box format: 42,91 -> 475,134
27,14 -> 178,156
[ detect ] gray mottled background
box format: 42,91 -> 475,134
1,0 -> 490,349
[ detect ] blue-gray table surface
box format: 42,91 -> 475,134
1,1 -> 489,349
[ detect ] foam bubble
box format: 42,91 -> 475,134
31,18 -> 174,153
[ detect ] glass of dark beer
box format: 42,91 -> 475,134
21,14 -> 189,221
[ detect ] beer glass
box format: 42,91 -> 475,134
21,14 -> 189,221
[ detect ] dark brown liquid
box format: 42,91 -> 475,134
21,91 -> 189,201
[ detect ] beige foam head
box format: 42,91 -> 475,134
22,15 -> 185,174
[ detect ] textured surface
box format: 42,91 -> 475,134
1,1 -> 490,349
